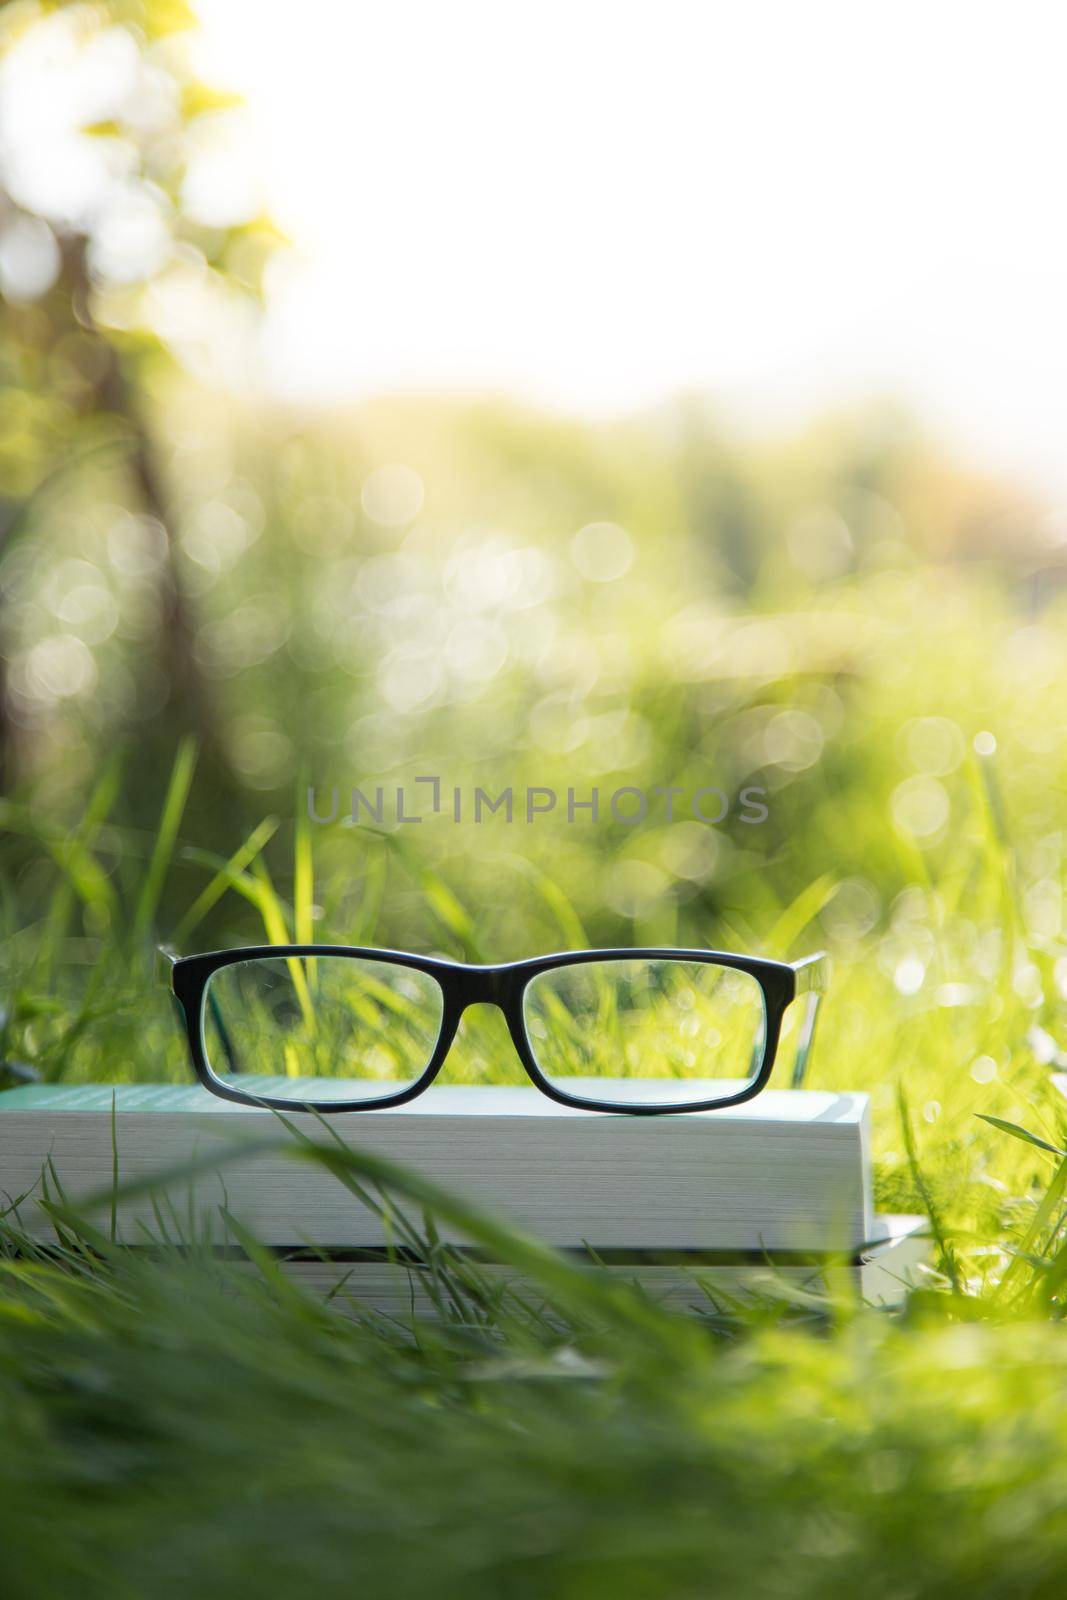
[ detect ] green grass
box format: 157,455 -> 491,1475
4,399 -> 1067,1592
4,756 -> 1067,1596
3,1117 -> 1067,1599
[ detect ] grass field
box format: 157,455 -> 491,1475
3,400 -> 1067,1595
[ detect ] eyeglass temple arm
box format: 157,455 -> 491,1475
156,944 -> 243,1076
788,952 -> 830,1089
155,944 -> 178,982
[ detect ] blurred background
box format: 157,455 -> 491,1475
2,1 -> 1067,1174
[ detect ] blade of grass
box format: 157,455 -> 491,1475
172,817 -> 280,946
41,750 -> 124,966
294,771 -> 314,947
132,738 -> 198,946
898,1082 -> 961,1295
249,859 -> 314,1033
976,1114 -> 1067,1160
501,855 -> 590,949
764,875 -> 836,959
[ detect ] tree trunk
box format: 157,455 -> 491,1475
96,342 -> 223,757
0,235 -> 227,792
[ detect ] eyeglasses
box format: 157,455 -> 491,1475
163,945 -> 829,1116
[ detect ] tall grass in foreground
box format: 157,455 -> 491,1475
4,1115 -> 1067,1599
5,730 -> 1067,1594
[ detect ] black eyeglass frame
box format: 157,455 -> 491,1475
163,945 -> 829,1117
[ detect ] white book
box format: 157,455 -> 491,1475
0,1082 -> 873,1253
270,1214 -> 931,1315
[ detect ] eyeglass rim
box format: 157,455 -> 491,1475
162,944 -> 829,1117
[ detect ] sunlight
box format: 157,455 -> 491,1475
193,1 -> 1067,494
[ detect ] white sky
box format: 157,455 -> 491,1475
193,1 -> 1067,496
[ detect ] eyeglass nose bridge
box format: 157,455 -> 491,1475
447,963 -> 509,1014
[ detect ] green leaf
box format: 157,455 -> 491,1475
976,1114 -> 1067,1158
